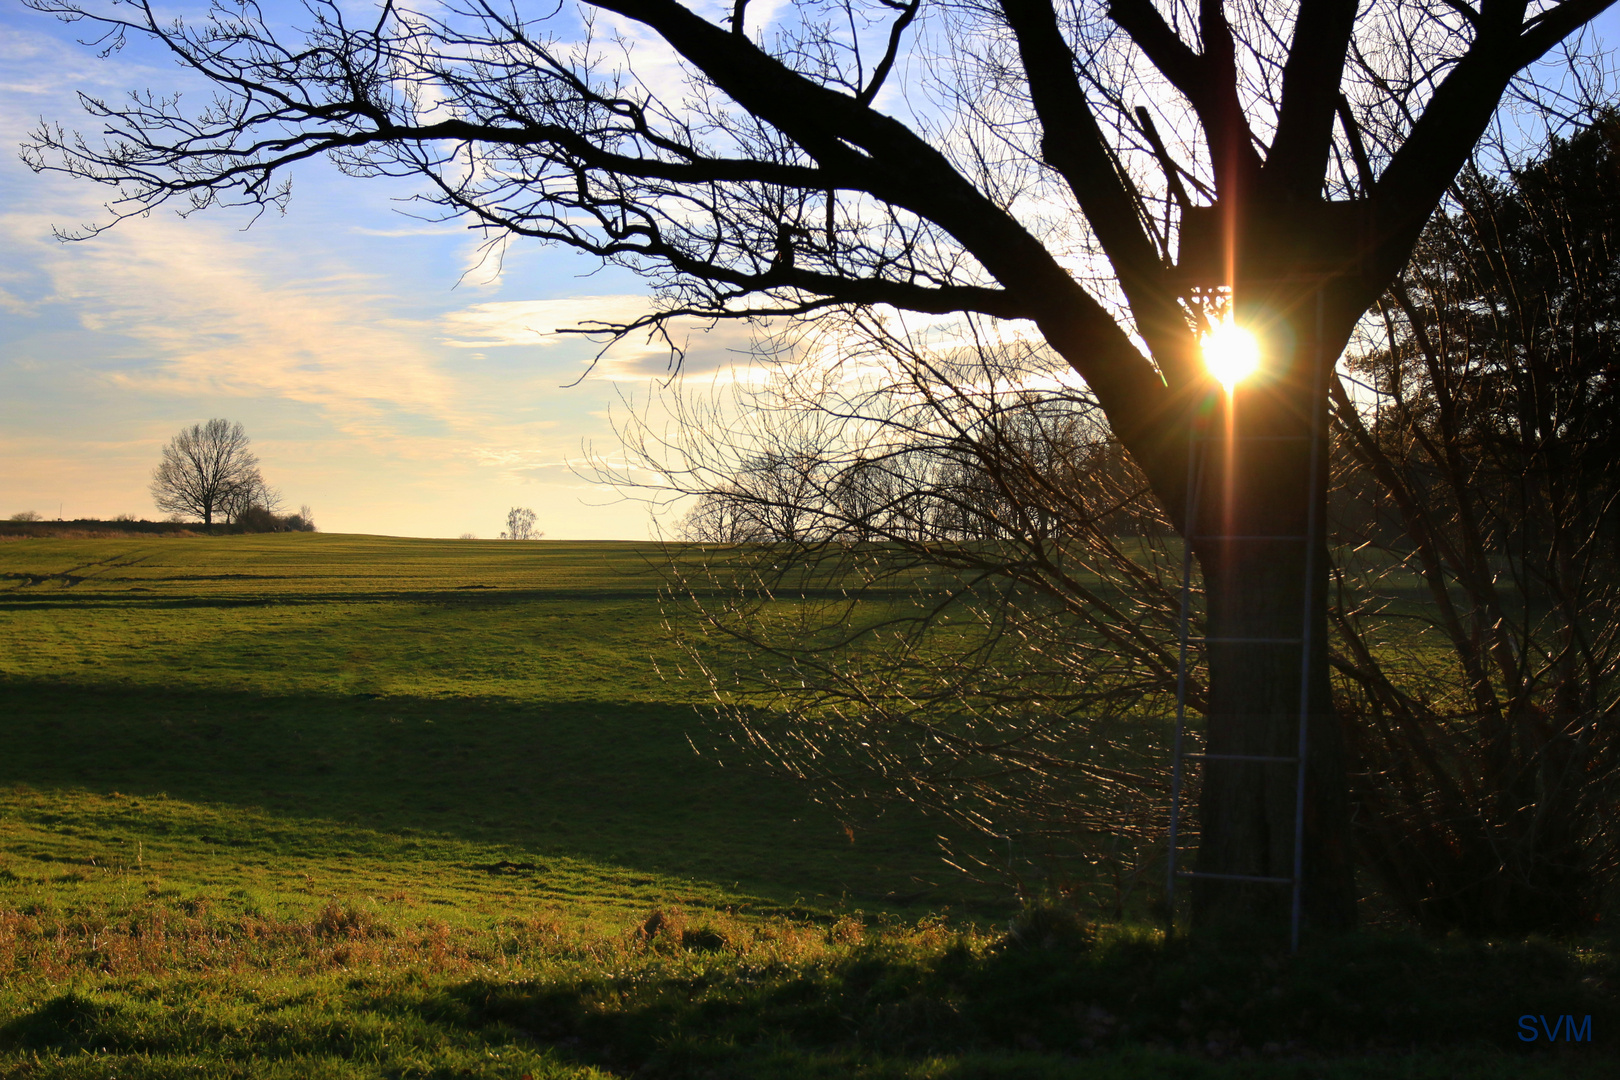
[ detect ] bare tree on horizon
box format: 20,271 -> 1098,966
502,506 -> 542,540
150,419 -> 263,527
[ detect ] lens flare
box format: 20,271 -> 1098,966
1202,318 -> 1261,392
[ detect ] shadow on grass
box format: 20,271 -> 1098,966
0,898 -> 1613,1077
10,931 -> 1610,1078
0,679 -> 988,912
444,930 -> 1618,1074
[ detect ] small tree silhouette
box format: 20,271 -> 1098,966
501,507 -> 541,541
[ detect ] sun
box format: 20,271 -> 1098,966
1202,317 -> 1261,392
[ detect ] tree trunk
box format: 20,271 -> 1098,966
1187,301 -> 1356,937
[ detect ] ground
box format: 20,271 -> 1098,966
0,533 -> 1612,1077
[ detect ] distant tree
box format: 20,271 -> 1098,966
7,511 -> 42,522
458,533 -> 477,541
220,472 -> 284,526
678,448 -> 833,544
150,419 -> 261,526
677,487 -> 756,544
237,501 -> 316,534
283,505 -> 318,532
501,507 -> 541,540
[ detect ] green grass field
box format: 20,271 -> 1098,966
1,534 -> 1615,1078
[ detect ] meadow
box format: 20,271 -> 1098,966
0,533 -> 1614,1078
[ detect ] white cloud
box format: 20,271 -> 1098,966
441,295 -> 656,348
39,216 -> 458,426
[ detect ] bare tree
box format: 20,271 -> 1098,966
678,447 -> 843,543
285,504 -> 319,532
150,419 -> 263,526
645,103 -> 1620,931
23,0 -> 1619,933
221,472 -> 285,526
502,506 -> 541,539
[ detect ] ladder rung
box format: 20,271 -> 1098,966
1191,434 -> 1311,442
1176,870 -> 1294,885
1184,753 -> 1299,763
1193,534 -> 1307,541
1193,636 -> 1304,645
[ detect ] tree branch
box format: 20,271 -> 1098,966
1515,0 -> 1619,66
857,0 -> 920,107
999,0 -> 1196,388
583,0 -> 1178,490
1106,0 -> 1263,196
1362,0 -> 1618,305
1266,0 -> 1359,200
1335,94 -> 1377,194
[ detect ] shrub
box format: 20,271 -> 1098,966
235,505 -> 283,533
1005,899 -> 1095,951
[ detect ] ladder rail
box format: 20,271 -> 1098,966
1167,289 -> 1329,955
1163,417 -> 1204,928
1289,288 -> 1329,953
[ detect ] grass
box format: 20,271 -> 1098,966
0,533 -> 1615,1077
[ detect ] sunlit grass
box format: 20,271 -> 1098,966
0,534 -> 1614,1076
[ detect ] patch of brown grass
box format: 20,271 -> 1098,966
0,894 -> 977,990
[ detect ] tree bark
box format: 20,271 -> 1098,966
1186,296 -> 1356,936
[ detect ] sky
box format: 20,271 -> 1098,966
3,2 -> 1618,539
0,0 -> 779,539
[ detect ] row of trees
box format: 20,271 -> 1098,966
647,113 -> 1620,935
151,419 -> 314,532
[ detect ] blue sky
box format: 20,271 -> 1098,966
0,1 -> 773,538
4,2 -> 1618,537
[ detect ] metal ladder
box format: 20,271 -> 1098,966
1165,294 -> 1327,954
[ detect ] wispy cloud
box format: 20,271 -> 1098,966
39,216 -> 460,428
441,296 -> 773,383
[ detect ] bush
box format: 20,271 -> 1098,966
235,505 -> 283,533
1005,900 -> 1096,952
234,503 -> 316,533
